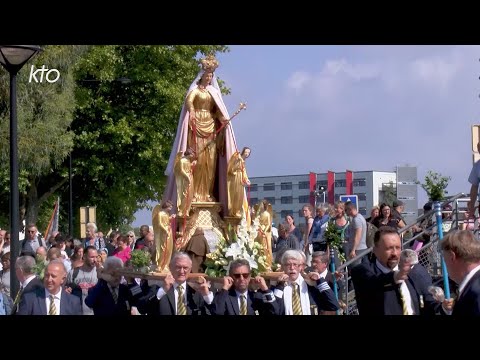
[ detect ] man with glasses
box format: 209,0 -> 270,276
210,258 -> 277,315
273,250 -> 339,315
21,224 -> 46,255
155,252 -> 213,315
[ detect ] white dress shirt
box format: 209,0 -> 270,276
45,289 -> 62,315
156,282 -> 214,311
235,289 -> 248,311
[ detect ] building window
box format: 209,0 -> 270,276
353,178 -> 366,187
281,182 -> 292,190
249,198 -> 258,206
299,195 -> 310,203
263,183 -> 275,191
281,196 -> 293,204
317,180 -> 327,188
298,181 -> 310,189
334,194 -> 341,201
359,207 -> 367,216
357,193 -> 367,201
250,184 -> 258,192
265,197 -> 275,205
298,209 -> 305,217
281,210 -> 293,218
335,180 -> 346,187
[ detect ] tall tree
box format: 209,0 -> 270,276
70,45 -> 229,231
0,45 -> 86,227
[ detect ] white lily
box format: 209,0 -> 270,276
225,242 -> 243,258
243,253 -> 258,269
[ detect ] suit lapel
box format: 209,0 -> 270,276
167,287 -> 176,315
247,291 -> 255,315
186,285 -> 195,315
229,289 -> 240,315
60,290 -> 68,315
38,290 -> 47,315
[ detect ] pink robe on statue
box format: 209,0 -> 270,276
163,83 -> 239,216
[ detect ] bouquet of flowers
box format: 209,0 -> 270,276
204,214 -> 274,277
323,221 -> 346,262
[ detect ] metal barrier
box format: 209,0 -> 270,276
336,192 -> 466,315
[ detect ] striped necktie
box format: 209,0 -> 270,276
48,295 -> 57,315
292,283 -> 303,315
177,285 -> 187,315
13,286 -> 24,307
111,287 -> 118,304
240,294 -> 248,315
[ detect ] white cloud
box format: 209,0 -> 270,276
286,71 -> 310,93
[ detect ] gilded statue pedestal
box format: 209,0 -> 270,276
176,202 -> 227,253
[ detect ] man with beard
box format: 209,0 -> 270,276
351,226 -> 442,315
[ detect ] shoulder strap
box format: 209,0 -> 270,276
72,267 -> 80,283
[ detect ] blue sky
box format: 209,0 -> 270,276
132,45 -> 480,227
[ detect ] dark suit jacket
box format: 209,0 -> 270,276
16,288 -> 82,315
157,284 -> 211,315
452,270 -> 480,316
211,288 -> 276,315
11,276 -> 45,315
351,257 -> 438,316
273,278 -> 340,315
135,282 -> 160,315
23,276 -> 44,294
85,279 -> 134,316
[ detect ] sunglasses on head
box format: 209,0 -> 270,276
232,273 -> 250,279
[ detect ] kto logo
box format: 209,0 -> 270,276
28,65 -> 60,83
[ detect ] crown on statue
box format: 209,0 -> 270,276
200,54 -> 219,72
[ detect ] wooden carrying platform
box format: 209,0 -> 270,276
116,269 -> 284,284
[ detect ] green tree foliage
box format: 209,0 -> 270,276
70,45 -> 229,231
0,45 -> 87,226
418,170 -> 451,201
381,181 -> 397,206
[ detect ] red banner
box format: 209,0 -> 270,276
327,171 -> 335,204
346,170 -> 353,195
309,172 -> 316,207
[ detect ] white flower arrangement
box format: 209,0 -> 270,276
204,213 -> 270,277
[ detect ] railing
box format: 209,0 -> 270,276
337,192 -> 467,315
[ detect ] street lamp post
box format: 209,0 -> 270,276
0,45 -> 42,299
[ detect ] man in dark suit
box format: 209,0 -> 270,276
273,250 -> 339,315
441,230 -> 480,316
155,252 -> 213,315
351,226 -> 443,316
11,255 -> 45,314
85,256 -> 135,315
211,259 -> 277,315
16,260 -> 82,315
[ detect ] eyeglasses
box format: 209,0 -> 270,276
285,263 -> 302,268
28,230 -> 36,233
232,273 -> 250,279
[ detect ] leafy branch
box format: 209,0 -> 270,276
417,171 -> 451,201
323,221 -> 346,262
